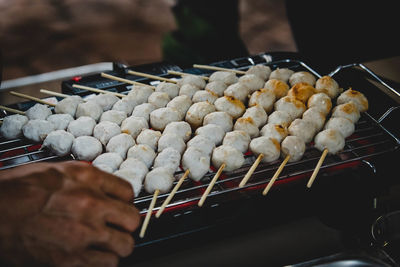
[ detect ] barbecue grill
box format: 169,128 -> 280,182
1,52 -> 399,266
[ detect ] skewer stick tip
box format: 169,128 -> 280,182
198,163 -> 225,207
239,154 -> 264,188
139,189 -> 160,238
262,155 -> 291,196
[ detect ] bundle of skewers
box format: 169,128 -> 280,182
0,63 -> 369,238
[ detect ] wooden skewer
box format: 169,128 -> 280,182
193,64 -> 246,75
101,73 -> 155,89
198,163 -> 226,207
72,84 -> 126,98
155,169 -> 190,218
40,89 -> 70,98
139,189 -> 160,238
167,70 -> 209,81
307,148 -> 329,188
127,70 -> 177,84
0,105 -> 26,115
238,154 -> 264,188
9,91 -> 56,107
262,155 -> 291,196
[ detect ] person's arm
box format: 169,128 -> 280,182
0,161 -> 141,267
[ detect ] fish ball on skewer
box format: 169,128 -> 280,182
67,116 -> 96,137
314,128 -> 345,155
100,110 -> 127,125
26,103 -> 52,120
302,107 -> 326,131
167,95 -> 192,120
192,90 -> 218,104
203,111 -> 233,133
288,119 -> 317,143
76,101 -> 103,122
246,64 -> 271,80
155,82 -> 180,99
42,130 -> 74,156
324,117 -> 355,138
249,137 -> 280,163
144,167 -> 175,194
222,130 -> 250,153
336,88 -> 369,112
195,124 -> 225,145
214,96 -> 245,119
185,101 -> 216,129
71,136 -> 102,161
289,71 -> 316,87
150,107 -> 181,131
119,157 -> 149,180
92,152 -> 123,172
287,82 -> 315,103
264,79 -> 289,99
179,84 -> 200,99
153,147 -> 181,175
238,74 -> 264,93
177,75 -> 206,89
205,80 -> 228,97
46,113 -> 74,131
234,117 -> 259,138
315,75 -> 342,98
95,164 -> 114,174
269,68 -> 294,83
121,116 -> 149,139
182,146 -> 211,181
113,169 -> 143,198
260,124 -> 288,143
148,92 -> 170,108
331,102 -> 360,123
136,129 -> 161,151
88,93 -> 119,111
212,145 -> 245,172
281,135 -> 306,162
248,88 -> 276,113
0,114 -> 28,139
163,121 -> 192,142
209,71 -> 238,85
187,134 -> 215,156
22,119 -> 55,142
158,133 -> 186,154
274,96 -> 306,120
106,133 -> 135,159
127,85 -> 153,104
131,103 -> 156,122
267,110 -> 292,128
127,144 -> 156,168
242,105 -> 268,128
112,95 -> 138,116
93,121 -> 121,146
224,83 -> 250,103
307,93 -> 332,116
55,95 -> 83,117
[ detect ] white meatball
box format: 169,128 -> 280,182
224,83 -> 250,102
248,88 -> 276,113
121,116 -> 148,139
25,103 -> 52,120
42,130 -> 74,156
307,93 -> 332,115
167,95 -> 192,119
100,110 -> 127,125
187,135 -> 215,156
192,90 -> 218,104
314,129 -> 345,154
119,157 -> 149,181
264,79 -> 289,99
209,71 -> 238,85
288,119 -> 317,143
238,74 -> 264,93
315,75 -> 342,99
148,92 -> 170,109
136,129 -> 161,151
281,136 -> 305,162
76,101 -> 103,122
185,101 -> 216,129
195,124 -> 225,145
22,119 -> 55,143
205,80 -> 227,97
71,136 -> 103,161
157,133 -> 186,154
112,95 -> 138,116
46,113 -> 74,131
274,96 -> 306,120
155,82 -> 180,99
222,130 -> 251,153
88,93 -> 119,111
214,96 -> 245,119
331,102 -> 360,123
131,103 -> 156,122
0,114 -> 28,139
203,111 -> 233,133
67,116 -> 96,137
269,68 -> 294,83
95,164 -> 114,174
93,121 -> 121,146
144,167 -> 175,194
246,64 -> 271,80
302,108 -> 326,131
179,84 -> 200,99
267,111 -> 292,128
92,152 -> 123,172
260,124 -> 288,143
212,145 -> 244,172
55,95 -> 83,117
234,117 -> 259,138
163,121 -> 192,142
287,82 -> 315,103
182,146 -> 210,181
242,105 -> 268,128
150,107 -> 181,131
289,71 -> 316,87
127,85 -> 153,104
336,89 -> 369,112
324,117 -> 355,138
154,147 -> 181,175
249,137 -> 280,163
106,133 -> 135,159
127,144 -> 156,168
177,75 -> 206,89
113,169 -> 143,198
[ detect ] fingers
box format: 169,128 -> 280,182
103,198 -> 141,233
80,250 -> 119,267
92,227 -> 135,257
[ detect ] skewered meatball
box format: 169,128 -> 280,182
260,124 -> 288,143
154,147 -> 181,175
315,75 -> 342,98
67,116 -> 96,137
93,121 -> 121,146
195,124 -> 225,145
307,93 -> 332,115
113,169 -> 143,197
179,84 -> 200,99
289,71 -> 316,87
302,107 -> 326,131
119,157 -> 149,181
71,136 -> 102,161
92,152 -> 123,172
150,107 -> 181,131
203,111 -> 233,133
55,95 -> 83,117
121,116 -> 149,139
249,137 -> 280,163
127,85 -> 153,104
281,135 -> 306,162
274,96 -> 306,120
177,75 -> 207,89
331,102 -> 360,123
112,95 -> 138,116
264,79 -> 289,99
76,101 -> 103,122
324,117 -> 355,138
106,133 -> 135,159
288,119 -> 317,143
167,95 -> 192,120
214,96 -> 245,119
269,68 -> 294,83
187,134 -> 215,156
224,83 -> 250,102
94,164 -> 114,174
163,121 -> 192,142
99,110 -> 127,125
212,145 -> 245,172
205,80 -> 228,97
185,101 -> 216,129
42,130 -> 74,156
88,93 -> 119,111
46,113 -> 74,131
148,91 -> 170,108
209,71 -> 238,85
238,74 -> 265,93
222,130 -> 251,153
182,146 -> 211,181
337,89 -> 368,112
267,110 -> 292,128
242,105 -> 268,128
131,103 -> 156,122
192,90 -> 218,104
314,129 -> 345,154
136,129 -> 161,150
127,144 -> 156,168
234,117 -> 259,138
22,119 -> 55,142
248,88 -> 276,113
26,103 -> 52,120
157,133 -> 186,154
287,82 -> 315,103
144,167 -> 175,194
155,82 -> 179,99
246,64 -> 271,80
0,114 -> 28,139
